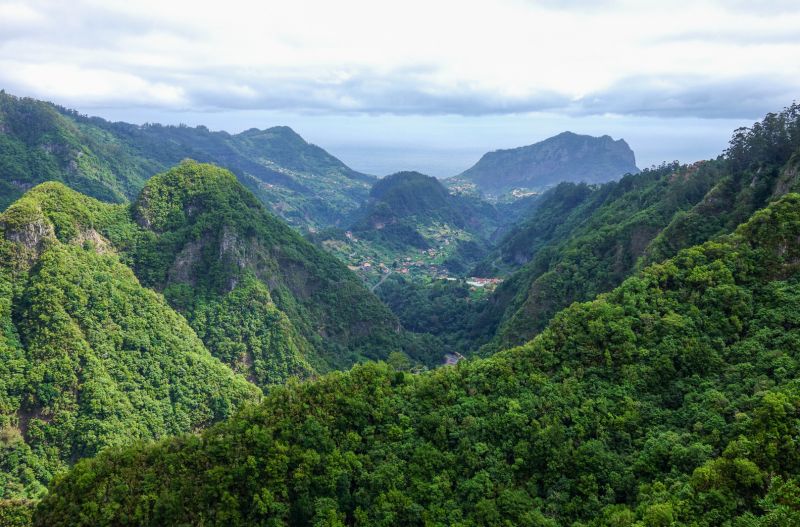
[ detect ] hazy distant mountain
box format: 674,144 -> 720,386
0,92 -> 374,228
448,131 -> 639,197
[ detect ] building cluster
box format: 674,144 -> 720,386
466,277 -> 504,288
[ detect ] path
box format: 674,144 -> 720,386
371,271 -> 392,292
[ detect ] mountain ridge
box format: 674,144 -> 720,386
0,92 -> 374,229
448,131 -> 639,197
33,189 -> 800,526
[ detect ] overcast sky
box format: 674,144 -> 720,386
1,0 -> 799,176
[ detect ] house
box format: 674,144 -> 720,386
466,277 -> 504,288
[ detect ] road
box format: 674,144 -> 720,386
371,271 -> 392,292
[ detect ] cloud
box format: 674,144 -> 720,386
0,0 -> 798,120
574,75 -> 800,119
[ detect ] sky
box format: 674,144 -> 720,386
1,0 -> 799,177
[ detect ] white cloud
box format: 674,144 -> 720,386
0,0 -> 798,118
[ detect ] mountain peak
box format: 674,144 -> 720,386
451,132 -> 639,196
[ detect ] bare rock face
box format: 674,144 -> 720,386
73,228 -> 113,254
4,216 -> 53,250
1,205 -> 55,265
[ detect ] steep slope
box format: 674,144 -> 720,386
448,131 -> 639,197
644,103 -> 800,264
0,186 -> 260,500
476,162 -> 720,351
472,181 -> 598,275
2,162 -> 406,377
35,192 -> 800,527
330,171 -> 501,277
0,92 -> 151,209
127,161 -> 402,370
476,104 -> 800,353
0,92 -> 374,229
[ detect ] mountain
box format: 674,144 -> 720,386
0,184 -> 261,501
16,161 -> 405,374
0,92 -> 374,229
35,191 -> 800,526
475,104 -> 800,353
353,171 -> 497,247
0,159 -> 441,507
309,171 -> 506,287
128,161 -> 403,371
448,131 -> 639,197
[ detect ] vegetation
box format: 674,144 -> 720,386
374,275 -> 492,355
0,162 -> 406,379
0,160 -> 419,507
126,161 -> 403,370
469,104 -> 800,354
0,92 -> 374,229
4,95 -> 800,526
0,187 -> 260,501
314,172 -> 504,286
447,131 -> 639,197
0,92 -> 149,209
34,191 -> 800,526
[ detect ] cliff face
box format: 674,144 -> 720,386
450,131 -> 639,196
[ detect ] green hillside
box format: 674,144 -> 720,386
0,185 -> 261,501
127,161 -> 402,370
314,172 -> 502,286
34,191 -> 800,526
0,158 -> 420,512
473,104 -> 800,353
0,92 -> 152,209
0,92 -> 374,229
0,162 -> 405,378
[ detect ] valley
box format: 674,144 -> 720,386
0,92 -> 799,527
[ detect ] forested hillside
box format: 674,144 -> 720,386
128,161 -> 403,370
0,159 -> 424,516
0,92 -> 374,229
319,171 -> 502,279
3,91 -> 800,527
471,104 -> 800,353
1,161 -> 406,377
35,190 -> 800,526
0,186 -> 261,502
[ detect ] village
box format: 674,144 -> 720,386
326,231 -> 503,292
323,226 -> 504,292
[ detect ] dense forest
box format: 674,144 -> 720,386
1,95 -> 799,526
0,92 -> 374,229
0,161 -> 442,516
33,188 -> 800,527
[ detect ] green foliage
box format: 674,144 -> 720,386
184,277 -> 314,386
375,275 -> 492,355
34,193 -> 800,526
3,162 -> 404,379
472,106 -> 800,356
0,93 -> 156,211
484,161 -> 720,350
128,161 -> 402,369
350,171 -> 498,261
0,161 -> 412,503
0,199 -> 260,500
0,500 -> 34,527
645,102 -> 800,265
0,92 -> 375,230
